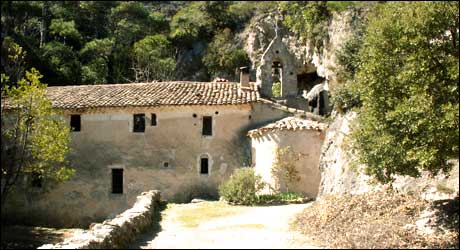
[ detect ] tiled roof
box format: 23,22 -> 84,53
247,117 -> 327,138
2,81 -> 260,110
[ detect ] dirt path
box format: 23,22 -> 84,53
129,201 -> 322,249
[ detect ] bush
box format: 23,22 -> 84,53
330,83 -> 362,113
219,168 -> 265,205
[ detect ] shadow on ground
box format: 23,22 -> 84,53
0,225 -> 77,249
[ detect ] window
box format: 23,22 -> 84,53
112,169 -> 123,194
133,114 -> 145,132
202,116 -> 212,136
70,114 -> 81,132
200,157 -> 209,175
151,113 -> 157,126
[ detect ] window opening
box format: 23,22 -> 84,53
112,169 -> 123,194
70,114 -> 81,132
133,114 -> 145,132
202,116 -> 212,136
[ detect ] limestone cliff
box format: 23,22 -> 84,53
318,111 -> 459,200
240,9 -> 363,90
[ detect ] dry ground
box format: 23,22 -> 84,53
292,189 -> 459,249
128,201 -> 323,249
0,225 -> 84,249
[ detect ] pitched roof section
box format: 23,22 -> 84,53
247,117 -> 327,138
21,81 -> 259,109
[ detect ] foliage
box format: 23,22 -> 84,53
350,1 -> 459,183
132,34 -> 176,82
271,81 -> 281,97
219,168 -> 265,205
257,192 -> 304,204
271,146 -> 301,193
80,38 -> 114,84
170,2 -> 213,44
330,82 -> 362,113
281,1 -> 331,50
49,18 -> 82,45
1,37 -> 27,86
40,41 -> 81,84
1,67 -> 74,207
202,28 -> 250,80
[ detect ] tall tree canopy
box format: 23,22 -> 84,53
350,1 -> 459,183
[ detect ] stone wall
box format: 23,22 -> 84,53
38,190 -> 161,249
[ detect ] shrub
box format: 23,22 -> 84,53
330,82 -> 362,113
219,168 -> 265,205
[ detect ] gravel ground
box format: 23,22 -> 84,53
128,201 -> 323,249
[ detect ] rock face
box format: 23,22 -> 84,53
38,190 -> 161,249
241,9 -> 363,90
317,111 -> 374,196
318,111 -> 459,200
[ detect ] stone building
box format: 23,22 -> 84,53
3,42 -> 330,227
248,117 -> 327,197
3,78 -> 297,227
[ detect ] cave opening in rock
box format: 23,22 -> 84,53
297,71 -> 325,95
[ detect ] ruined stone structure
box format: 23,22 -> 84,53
248,117 -> 327,197
257,33 -> 298,98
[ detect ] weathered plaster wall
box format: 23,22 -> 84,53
5,102 -> 291,227
251,129 -> 325,198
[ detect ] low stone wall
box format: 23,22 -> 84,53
38,190 -> 161,249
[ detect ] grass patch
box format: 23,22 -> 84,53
171,201 -> 249,228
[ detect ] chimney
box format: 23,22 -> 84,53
239,66 -> 250,88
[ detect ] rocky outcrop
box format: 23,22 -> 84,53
318,111 -> 459,200
241,9 -> 364,90
317,111 -> 374,196
38,190 -> 161,249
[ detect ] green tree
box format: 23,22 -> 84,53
281,1 -> 331,50
351,1 -> 459,183
203,28 -> 249,80
132,34 -> 176,82
40,41 -> 81,85
1,68 -> 74,207
80,38 -> 114,84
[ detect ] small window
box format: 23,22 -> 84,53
70,114 -> 81,132
112,169 -> 123,194
163,162 -> 169,168
151,114 -> 157,126
202,116 -> 212,136
133,114 -> 145,132
31,172 -> 42,188
200,157 -> 209,175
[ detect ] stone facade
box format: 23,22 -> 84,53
5,101 -> 290,227
249,117 -> 327,198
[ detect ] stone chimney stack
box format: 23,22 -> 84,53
239,66 -> 250,88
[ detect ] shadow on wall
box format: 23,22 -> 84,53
172,180 -> 219,203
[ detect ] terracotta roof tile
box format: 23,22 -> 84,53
247,117 -> 327,138
2,81 -> 260,110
